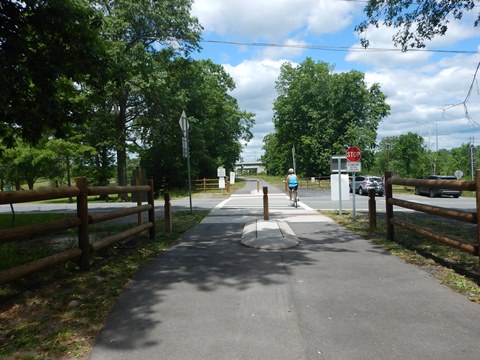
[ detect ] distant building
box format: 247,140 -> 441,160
234,161 -> 266,174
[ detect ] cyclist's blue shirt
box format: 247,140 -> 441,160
288,175 -> 298,187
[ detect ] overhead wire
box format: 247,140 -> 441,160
200,39 -> 479,55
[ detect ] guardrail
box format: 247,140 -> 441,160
0,175 -> 155,284
384,171 -> 479,266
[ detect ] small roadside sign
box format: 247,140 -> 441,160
178,110 -> 189,132
219,177 -> 226,189
346,162 -> 361,172
182,137 -> 188,158
346,146 -> 361,162
217,166 -> 226,177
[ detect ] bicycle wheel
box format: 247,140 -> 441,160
293,190 -> 298,208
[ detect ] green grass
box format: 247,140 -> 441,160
0,213 -> 79,271
324,210 -> 480,303
2,181 -> 479,359
0,210 -> 209,360
0,212 -> 72,228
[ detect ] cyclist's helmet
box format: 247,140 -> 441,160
288,168 -> 294,174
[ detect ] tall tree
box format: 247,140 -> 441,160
0,0 -> 106,146
372,137 -> 396,174
356,0 -> 479,50
93,0 -> 202,197
138,57 -> 254,190
264,58 -> 390,176
444,144 -> 476,179
1,140 -> 56,190
44,138 -> 96,188
390,132 -> 428,178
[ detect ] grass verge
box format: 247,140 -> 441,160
0,210 -> 209,360
323,210 -> 480,303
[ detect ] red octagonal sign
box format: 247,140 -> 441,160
346,146 -> 361,162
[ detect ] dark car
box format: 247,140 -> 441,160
415,175 -> 462,198
349,175 -> 384,196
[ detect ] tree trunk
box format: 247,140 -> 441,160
116,98 -> 129,201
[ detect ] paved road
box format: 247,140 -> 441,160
1,181 -> 475,215
88,179 -> 480,360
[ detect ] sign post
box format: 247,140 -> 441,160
330,155 -> 349,215
346,146 -> 362,220
179,110 -> 192,213
217,166 -> 226,189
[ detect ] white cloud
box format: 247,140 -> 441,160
191,0 -> 480,162
366,54 -> 480,149
306,0 -> 360,34
192,0 -> 361,41
223,59 -> 289,161
346,26 -> 433,67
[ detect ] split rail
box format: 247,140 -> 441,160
0,175 -> 155,284
384,171 -> 480,266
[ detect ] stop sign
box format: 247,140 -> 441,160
346,146 -> 361,162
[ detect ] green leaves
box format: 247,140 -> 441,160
139,58 -> 255,189
0,0 -> 107,144
265,58 -> 390,176
356,0 -> 479,50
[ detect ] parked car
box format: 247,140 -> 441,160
415,175 -> 462,198
349,175 -> 384,196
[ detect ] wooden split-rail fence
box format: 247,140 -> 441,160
0,175 -> 155,285
381,171 -> 480,268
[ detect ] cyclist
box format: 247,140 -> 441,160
286,168 -> 299,204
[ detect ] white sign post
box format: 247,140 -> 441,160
346,147 -> 362,221
331,155 -> 349,215
217,166 -> 226,189
179,111 -> 192,212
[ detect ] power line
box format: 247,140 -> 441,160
200,39 -> 479,55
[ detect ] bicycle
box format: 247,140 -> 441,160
290,188 -> 298,208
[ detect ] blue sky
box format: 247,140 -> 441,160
190,0 -> 480,162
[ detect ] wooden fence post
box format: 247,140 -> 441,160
164,193 -> 172,233
263,186 -> 269,220
476,170 -> 480,268
76,177 -> 90,271
385,171 -> 394,241
136,167 -> 142,225
368,189 -> 377,232
148,179 -> 155,239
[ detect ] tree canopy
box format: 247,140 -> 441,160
0,0 -> 107,146
356,0 -> 480,50
138,57 -> 254,190
1,0 -> 255,192
262,58 -> 390,176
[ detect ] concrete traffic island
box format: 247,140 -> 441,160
241,219 -> 299,249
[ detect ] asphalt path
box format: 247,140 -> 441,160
88,178 -> 480,360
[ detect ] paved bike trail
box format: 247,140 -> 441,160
89,179 -> 480,360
